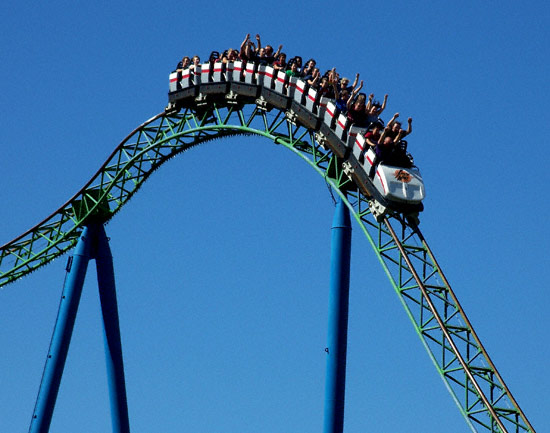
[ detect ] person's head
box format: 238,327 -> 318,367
340,77 -> 350,88
192,55 -> 200,65
305,58 -> 316,69
383,136 -> 393,146
355,93 -> 367,106
265,45 -> 274,55
278,53 -> 286,62
290,61 -> 298,72
372,124 -> 381,134
294,56 -> 302,66
227,49 -> 237,61
392,121 -> 401,131
181,56 -> 191,68
340,89 -> 350,101
258,47 -> 266,57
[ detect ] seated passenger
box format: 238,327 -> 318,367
173,56 -> 191,89
254,47 -> 267,65
346,81 -> 370,127
305,67 -> 321,89
302,59 -> 317,78
366,93 -> 388,125
273,53 -> 288,71
288,56 -> 302,77
266,44 -> 283,63
334,85 -> 351,114
365,123 -> 383,148
376,136 -> 396,163
189,55 -> 201,71
385,113 -> 412,141
239,34 -> 255,62
255,34 -> 282,64
285,60 -> 299,78
227,48 -> 238,62
339,73 -> 359,94
175,56 -> 191,72
370,115 -> 414,169
292,56 -> 303,75
318,69 -> 337,99
369,133 -> 400,178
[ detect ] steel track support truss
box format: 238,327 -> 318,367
0,101 -> 535,432
340,189 -> 535,433
0,105 -> 346,286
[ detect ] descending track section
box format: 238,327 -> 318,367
0,60 -> 535,433
371,215 -> 535,433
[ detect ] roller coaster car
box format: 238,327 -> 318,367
349,133 -> 424,219
168,61 -> 425,219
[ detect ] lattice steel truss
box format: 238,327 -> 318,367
345,191 -> 535,433
0,102 -> 535,433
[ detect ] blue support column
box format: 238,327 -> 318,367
29,223 -> 131,433
323,198 -> 352,433
29,226 -> 94,433
95,226 -> 131,433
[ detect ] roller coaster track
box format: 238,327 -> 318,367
0,79 -> 535,433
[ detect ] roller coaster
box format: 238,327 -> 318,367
0,56 -> 536,433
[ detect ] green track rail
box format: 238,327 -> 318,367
0,99 -> 535,433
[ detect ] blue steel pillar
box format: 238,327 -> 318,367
323,198 -> 352,433
29,224 -> 130,433
95,226 -> 131,433
29,226 -> 95,433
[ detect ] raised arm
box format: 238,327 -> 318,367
396,117 -> 413,140
365,93 -> 374,111
307,69 -> 320,87
351,79 -> 364,95
255,34 -> 262,51
240,33 -> 250,58
347,79 -> 364,111
351,73 -> 360,89
333,83 -> 340,100
386,112 -> 399,128
379,126 -> 389,143
405,117 -> 412,135
378,94 -> 389,114
329,69 -> 340,99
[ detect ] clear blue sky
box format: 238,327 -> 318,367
0,1 -> 548,432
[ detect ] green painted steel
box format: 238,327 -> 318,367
0,107 -> 335,286
0,100 -> 535,433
